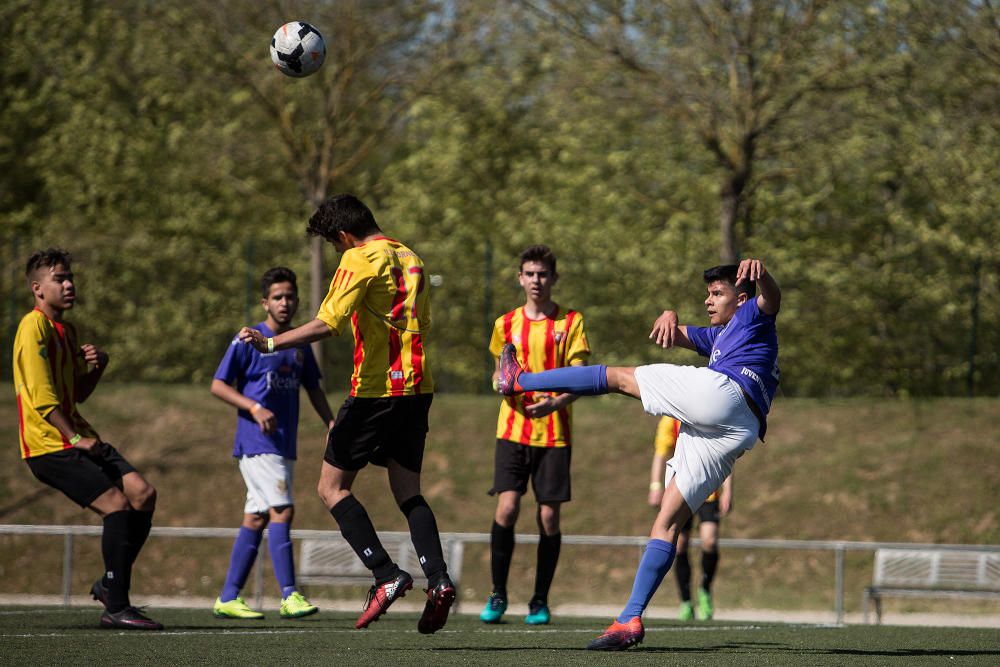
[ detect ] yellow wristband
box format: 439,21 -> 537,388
649,481 -> 664,491
69,433 -> 82,446
266,337 -> 275,353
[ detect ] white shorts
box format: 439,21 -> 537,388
238,453 -> 295,514
634,364 -> 759,512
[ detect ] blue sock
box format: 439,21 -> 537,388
221,526 -> 263,602
518,364 -> 608,395
268,522 -> 297,599
617,539 -> 676,623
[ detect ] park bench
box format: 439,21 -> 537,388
862,548 -> 1000,623
297,532 -> 465,608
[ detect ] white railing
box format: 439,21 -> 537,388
1,524 -> 997,625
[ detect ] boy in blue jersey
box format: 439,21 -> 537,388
497,258 -> 779,650
211,267 -> 336,619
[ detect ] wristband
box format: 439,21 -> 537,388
69,433 -> 82,446
649,481 -> 664,491
250,402 -> 263,415
266,337 -> 275,353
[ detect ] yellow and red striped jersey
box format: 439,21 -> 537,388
654,416 -> 718,502
317,236 -> 434,398
489,306 -> 589,447
13,309 -> 97,459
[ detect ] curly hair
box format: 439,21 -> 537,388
26,248 -> 71,279
306,194 -> 381,242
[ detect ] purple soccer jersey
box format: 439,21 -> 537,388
214,322 -> 321,459
685,298 -> 779,434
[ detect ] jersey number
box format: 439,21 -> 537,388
390,266 -> 425,321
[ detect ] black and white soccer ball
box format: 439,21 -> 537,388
270,21 -> 326,78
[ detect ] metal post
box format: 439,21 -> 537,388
62,533 -> 74,608
834,545 -> 845,624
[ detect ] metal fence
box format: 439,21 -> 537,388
1,523 -> 997,624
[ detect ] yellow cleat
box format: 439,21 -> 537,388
213,596 -> 264,619
280,591 -> 319,619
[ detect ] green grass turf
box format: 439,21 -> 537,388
2,606 -> 998,666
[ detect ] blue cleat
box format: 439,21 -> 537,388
479,592 -> 508,623
524,598 -> 550,625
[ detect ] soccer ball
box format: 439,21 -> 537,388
270,21 -> 326,78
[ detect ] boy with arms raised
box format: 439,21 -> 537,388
211,267 -> 335,619
13,248 -> 162,630
498,259 -> 779,650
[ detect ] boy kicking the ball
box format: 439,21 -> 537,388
211,267 -> 335,620
239,194 -> 455,634
496,259 -> 779,650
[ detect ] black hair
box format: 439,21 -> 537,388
703,264 -> 756,298
260,266 -> 297,298
518,244 -> 557,275
306,194 -> 381,242
26,248 -> 71,279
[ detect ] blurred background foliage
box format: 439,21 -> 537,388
1,0 -> 997,396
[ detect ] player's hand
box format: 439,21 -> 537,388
251,405 -> 277,434
238,327 -> 268,353
648,310 -> 679,348
647,488 -> 664,507
719,490 -> 733,516
73,436 -> 104,455
79,344 -> 109,370
524,395 -> 559,419
735,258 -> 766,288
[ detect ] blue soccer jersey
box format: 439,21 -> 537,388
214,322 -> 321,460
686,298 -> 779,431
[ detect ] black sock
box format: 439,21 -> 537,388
675,550 -> 692,601
399,495 -> 448,588
701,550 -> 719,592
490,521 -> 515,598
101,510 -> 132,612
127,510 -> 153,566
330,495 -> 396,583
533,532 -> 561,603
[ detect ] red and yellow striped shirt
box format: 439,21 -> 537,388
489,306 -> 589,447
317,236 -> 434,398
13,309 -> 97,459
654,416 -> 718,502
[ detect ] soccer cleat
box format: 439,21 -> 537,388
418,578 -> 457,634
496,344 -> 525,395
100,606 -> 164,631
355,570 -> 413,629
524,598 -> 550,625
479,592 -> 508,623
678,600 -> 694,621
91,578 -> 111,610
697,588 -> 713,620
280,591 -> 319,619
586,616 -> 644,651
213,596 -> 265,619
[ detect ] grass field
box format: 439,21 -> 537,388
2,606 -> 999,666
1,386 -> 998,618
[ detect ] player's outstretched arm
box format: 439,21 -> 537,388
735,258 -> 780,316
240,318 -> 333,353
648,310 -> 696,350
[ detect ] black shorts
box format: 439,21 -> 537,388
490,438 -> 571,504
24,444 -> 137,508
682,499 -> 721,531
325,394 -> 433,473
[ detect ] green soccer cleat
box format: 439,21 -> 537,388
678,600 -> 694,621
280,591 -> 319,619
479,592 -> 508,623
213,596 -> 265,619
697,588 -> 714,620
524,598 -> 550,625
